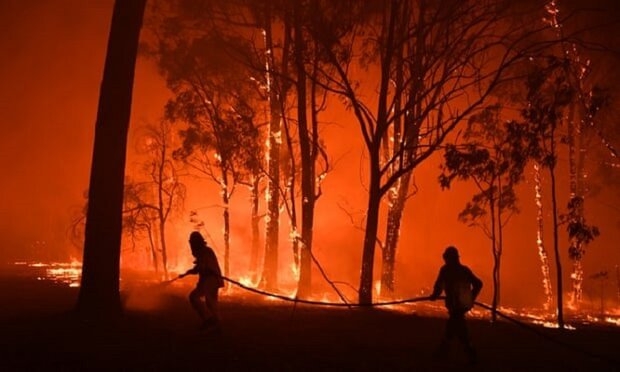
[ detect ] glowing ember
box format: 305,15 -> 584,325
531,320 -> 576,330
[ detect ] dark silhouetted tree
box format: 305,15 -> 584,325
520,55 -> 575,329
313,0 -> 550,304
76,0 -> 147,318
123,120 -> 186,280
439,105 -> 528,321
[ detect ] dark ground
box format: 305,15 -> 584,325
0,276 -> 619,372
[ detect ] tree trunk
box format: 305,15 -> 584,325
147,226 -> 159,275
497,181 -> 505,321
380,39 -> 404,298
294,0 -> 315,299
76,0 -> 146,319
549,133 -> 565,329
570,260 -> 584,306
159,221 -> 169,280
250,174 -> 261,281
534,163 -> 553,311
380,1 -> 421,296
260,10 -> 281,291
567,102 -> 584,306
359,151 -> 381,305
221,169 -> 231,286
380,172 -> 411,296
490,194 -> 499,323
157,146 -> 169,280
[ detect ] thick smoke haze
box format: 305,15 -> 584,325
1,0 -> 619,310
0,1 -> 112,260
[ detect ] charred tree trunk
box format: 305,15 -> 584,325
381,2 -> 422,296
221,170 -> 231,286
497,207 -> 504,319
549,131 -> 565,329
567,102 -> 584,306
76,0 -> 146,319
147,225 -> 159,275
360,149 -> 382,305
294,0 -> 315,299
250,174 -> 261,281
260,9 -> 282,291
496,179 -> 505,321
380,173 -> 411,295
159,221 -> 168,280
380,43 -> 404,297
359,0 -> 399,306
534,163 -> 553,310
490,192 -> 499,323
157,146 -> 169,280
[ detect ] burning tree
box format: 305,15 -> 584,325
439,106 -> 528,321
122,120 -> 186,280
561,196 -> 600,303
533,162 -> 554,311
145,1 -> 283,287
123,179 -> 161,274
277,0 -> 334,298
542,0 -> 609,309
146,0 -> 337,295
157,31 -> 265,284
520,55 -> 578,329
311,0 -> 551,304
76,0 -> 147,318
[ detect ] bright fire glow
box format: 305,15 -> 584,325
13,260 -> 620,330
25,260 -> 82,287
534,163 -> 553,311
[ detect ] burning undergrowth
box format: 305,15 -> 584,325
12,261 -> 620,329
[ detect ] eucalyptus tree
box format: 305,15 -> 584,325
439,106 -> 529,321
158,33 -> 264,282
542,0 -> 610,308
147,0 -> 338,294
310,0 -> 550,304
281,0 -> 336,298
519,55 -> 578,329
76,0 -> 147,318
148,0 -> 286,287
123,179 -> 160,274
123,120 -> 186,280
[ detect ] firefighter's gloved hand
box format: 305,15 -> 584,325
429,294 -> 439,301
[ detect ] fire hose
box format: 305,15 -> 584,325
215,275 -> 620,367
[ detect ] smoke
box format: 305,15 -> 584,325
122,280 -> 186,311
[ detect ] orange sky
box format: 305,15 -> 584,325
1,0 -> 619,310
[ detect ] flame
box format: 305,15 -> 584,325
12,260 -> 620,330
531,320 -> 576,330
24,260 -> 82,287
291,262 -> 300,282
239,275 -> 256,288
605,317 -> 620,326
374,280 -> 381,297
534,163 -> 553,311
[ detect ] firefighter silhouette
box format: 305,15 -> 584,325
180,231 -> 224,331
430,246 -> 483,364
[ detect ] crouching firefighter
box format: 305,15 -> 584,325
179,231 -> 224,331
429,245 -> 483,364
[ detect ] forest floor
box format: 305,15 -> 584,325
1,275 -> 619,371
